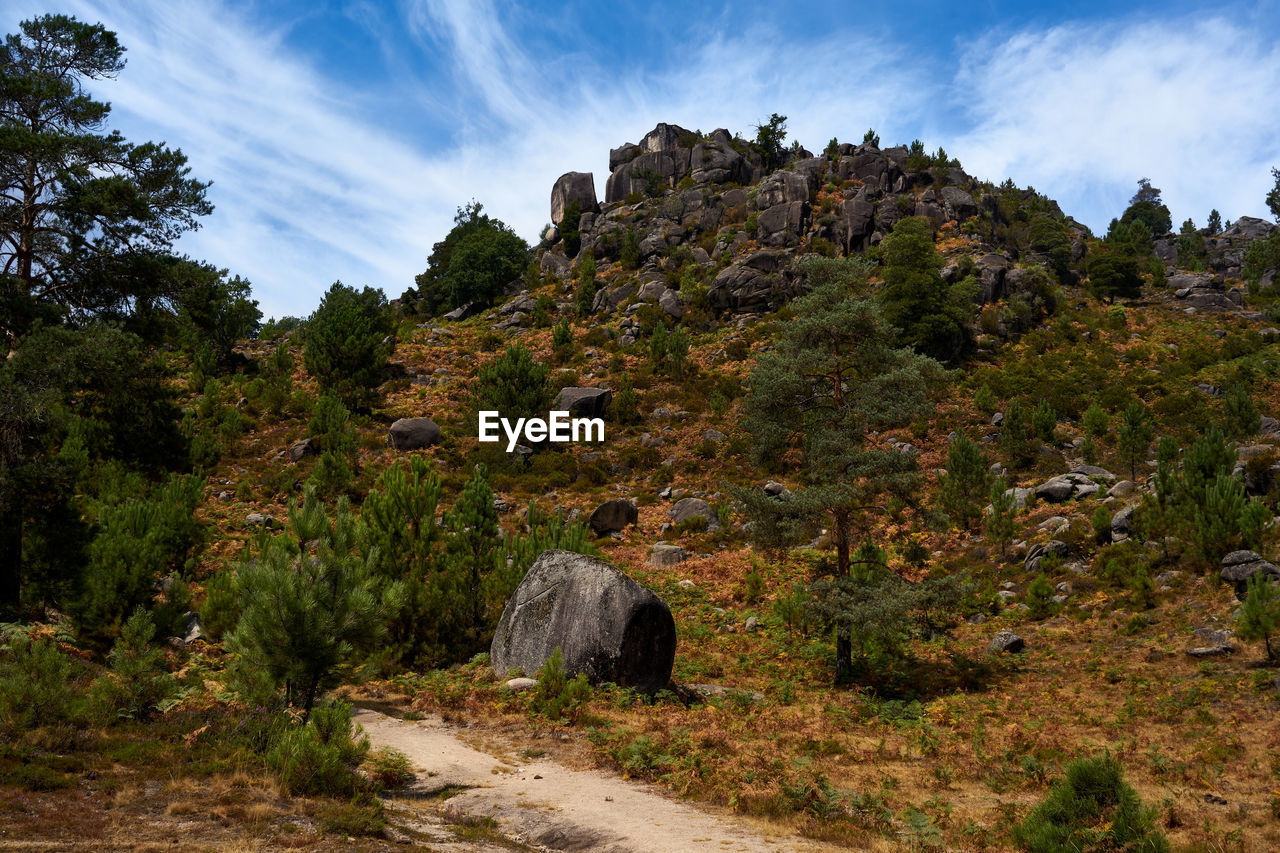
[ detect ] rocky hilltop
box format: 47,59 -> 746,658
519,122 -> 1277,334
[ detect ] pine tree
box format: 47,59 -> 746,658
0,14 -> 212,349
998,399 -> 1038,467
575,251 -> 597,316
938,433 -> 989,530
472,344 -> 551,423
92,608 -> 176,720
1223,384 -> 1260,439
444,466 -> 501,649
359,457 -> 447,666
1207,209 -> 1222,234
878,216 -> 969,362
228,488 -> 400,719
302,282 -> 392,410
985,481 -> 1018,556
732,255 -> 945,682
1237,573 -> 1280,661
1116,402 -> 1154,480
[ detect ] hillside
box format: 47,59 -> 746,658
6,110 -> 1280,853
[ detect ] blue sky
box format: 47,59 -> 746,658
8,1 -> 1280,319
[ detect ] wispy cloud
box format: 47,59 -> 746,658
8,0 -> 922,317
6,2 -> 1277,319
951,16 -> 1280,231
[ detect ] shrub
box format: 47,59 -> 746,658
90,608 -> 177,721
529,647 -> 592,722
1082,401 -> 1109,438
228,490 -> 400,717
0,636 -> 78,734
1025,574 -> 1059,620
266,700 -> 370,796
364,746 -> 414,790
611,374 -> 641,425
552,317 -> 574,363
303,282 -> 392,410
1223,384 -> 1260,439
1013,755 -> 1169,853
986,481 -> 1017,556
75,474 -> 204,636
998,399 -> 1038,467
1032,399 -> 1057,443
619,229 -> 640,270
878,216 -> 969,362
575,251 -> 597,317
472,344 -> 551,424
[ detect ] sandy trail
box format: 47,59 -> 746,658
355,709 -> 833,853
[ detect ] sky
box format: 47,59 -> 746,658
8,1 -> 1280,320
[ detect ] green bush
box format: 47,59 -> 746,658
611,374 -> 640,425
303,282 -> 392,410
878,216 -> 969,362
0,635 -> 79,734
1236,573 -> 1280,661
364,746 -> 414,790
529,647 -> 592,722
575,251 -> 597,317
1025,574 -> 1059,620
90,608 -> 177,721
1032,399 -> 1057,443
1013,755 -> 1168,853
75,474 -> 204,636
472,344 -> 551,423
1081,401 -> 1109,437
266,700 -> 370,796
228,489 -> 400,715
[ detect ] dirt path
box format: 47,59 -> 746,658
355,709 -> 833,853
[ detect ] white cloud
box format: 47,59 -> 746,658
12,3 -> 1273,319
951,17 -> 1280,232
8,0 -> 925,318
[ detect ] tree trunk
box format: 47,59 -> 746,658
0,495 -> 22,614
832,509 -> 854,684
301,672 -> 321,724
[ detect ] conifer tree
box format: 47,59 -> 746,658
228,488 -> 400,719
444,465 -> 501,648
302,282 -> 392,410
733,255 -> 945,682
938,433 -> 989,530
1237,573 -> 1280,661
1116,402 -> 1154,480
985,480 -> 1018,556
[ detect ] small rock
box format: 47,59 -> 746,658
989,631 -> 1025,653
505,677 -> 538,692
744,616 -> 760,633
651,544 -> 689,568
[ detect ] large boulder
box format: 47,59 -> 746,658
690,132 -> 749,185
939,186 -> 977,220
388,417 -> 442,451
490,550 -> 677,692
550,171 -> 598,227
707,250 -> 792,314
553,386 -> 612,419
589,498 -> 638,536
